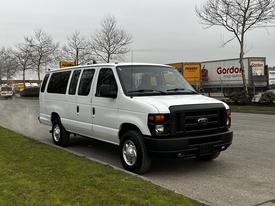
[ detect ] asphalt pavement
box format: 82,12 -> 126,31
0,97 -> 274,206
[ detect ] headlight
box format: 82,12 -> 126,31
225,109 -> 231,128
226,118 -> 231,127
155,125 -> 165,134
148,114 -> 170,136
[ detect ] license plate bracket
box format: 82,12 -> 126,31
200,145 -> 213,154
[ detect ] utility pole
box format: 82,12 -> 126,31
76,48 -> 79,66
75,47 -> 85,65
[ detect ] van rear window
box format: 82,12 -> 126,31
69,70 -> 81,95
47,71 -> 71,94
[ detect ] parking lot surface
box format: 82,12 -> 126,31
0,97 -> 274,206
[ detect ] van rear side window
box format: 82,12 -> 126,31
69,70 -> 81,95
41,74 -> 49,93
47,71 -> 71,94
78,69 -> 95,96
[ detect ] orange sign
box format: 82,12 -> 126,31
59,61 -> 77,68
183,64 -> 201,89
168,63 -> 183,70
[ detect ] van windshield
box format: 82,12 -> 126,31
116,65 -> 196,96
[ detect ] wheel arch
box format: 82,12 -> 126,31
119,123 -> 143,143
51,112 -> 60,124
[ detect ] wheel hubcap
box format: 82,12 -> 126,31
122,140 -> 137,166
53,124 -> 61,142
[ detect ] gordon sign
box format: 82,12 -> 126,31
215,65 -> 243,80
250,61 -> 265,76
217,66 -> 242,75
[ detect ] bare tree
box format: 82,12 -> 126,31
0,48 -> 7,84
62,31 -> 93,65
25,29 -> 59,83
13,43 -> 33,89
0,47 -> 18,83
90,15 -> 132,63
0,48 -> 7,83
196,0 -> 275,101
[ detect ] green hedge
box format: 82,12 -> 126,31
225,90 -> 252,105
20,87 -> 40,97
259,92 -> 275,104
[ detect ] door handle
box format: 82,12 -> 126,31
77,105 -> 79,113
92,107 -> 95,115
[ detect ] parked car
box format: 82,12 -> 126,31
39,63 -> 233,173
0,86 -> 13,98
20,86 -> 40,97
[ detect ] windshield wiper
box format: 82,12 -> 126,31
166,88 -> 197,94
128,89 -> 167,94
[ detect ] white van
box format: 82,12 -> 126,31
0,85 -> 13,98
39,63 -> 233,174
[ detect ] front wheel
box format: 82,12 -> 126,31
120,130 -> 151,174
197,152 -> 220,161
52,120 -> 70,147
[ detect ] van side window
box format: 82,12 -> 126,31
47,71 -> 71,94
69,70 -> 81,95
96,68 -> 117,97
41,74 -> 49,93
78,69 -> 95,96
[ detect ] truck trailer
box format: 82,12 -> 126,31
168,63 -> 201,89
168,57 -> 268,93
201,57 -> 268,93
268,67 -> 275,89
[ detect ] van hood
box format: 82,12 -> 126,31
134,94 -> 229,113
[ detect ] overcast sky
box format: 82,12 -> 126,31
1,0 -> 275,67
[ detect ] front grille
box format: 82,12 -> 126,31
169,103 -> 227,136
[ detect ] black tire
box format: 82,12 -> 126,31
120,130 -> 151,174
52,118 -> 70,147
197,152 -> 220,161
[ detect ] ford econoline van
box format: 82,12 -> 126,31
39,63 -> 233,173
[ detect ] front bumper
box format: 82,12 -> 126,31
0,94 -> 13,97
144,130 -> 233,157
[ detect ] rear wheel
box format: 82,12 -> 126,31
120,130 -> 151,174
197,152 -> 220,161
52,119 -> 70,147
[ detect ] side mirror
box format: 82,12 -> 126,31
100,84 -> 117,98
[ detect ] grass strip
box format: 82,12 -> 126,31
0,126 -> 203,206
229,104 -> 275,115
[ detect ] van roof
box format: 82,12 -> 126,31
49,63 -> 171,73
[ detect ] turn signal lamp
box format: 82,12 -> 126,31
148,114 -> 168,122
226,109 -> 231,117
